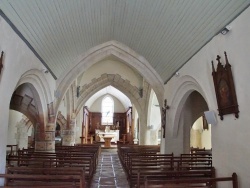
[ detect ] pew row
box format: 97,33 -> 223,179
0,167 -> 85,188
6,144 -> 101,186
118,145 -> 214,188
142,172 -> 238,188
125,154 -> 212,187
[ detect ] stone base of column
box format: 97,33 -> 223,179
35,123 -> 55,151
61,119 -> 76,146
62,131 -> 75,146
35,141 -> 55,151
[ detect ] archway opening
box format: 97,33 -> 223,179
190,116 -> 212,150
147,89 -> 161,145
83,86 -> 134,145
7,110 -> 34,154
180,91 -> 210,154
8,83 -> 44,152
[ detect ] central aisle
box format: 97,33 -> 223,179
90,148 -> 129,188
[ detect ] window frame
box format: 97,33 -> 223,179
101,96 -> 114,125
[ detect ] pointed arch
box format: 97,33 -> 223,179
15,69 -> 53,122
10,69 -> 54,138
75,74 -> 147,116
55,40 -> 164,113
169,75 -> 209,137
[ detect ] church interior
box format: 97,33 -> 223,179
0,1 -> 250,187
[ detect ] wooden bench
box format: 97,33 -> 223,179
7,156 -> 94,184
190,147 -> 212,155
6,145 -> 101,185
6,145 -> 18,156
127,156 -> 213,187
137,168 -> 215,188
118,145 -> 215,188
0,174 -> 84,188
117,145 -> 160,169
0,167 -> 86,188
142,172 -> 238,188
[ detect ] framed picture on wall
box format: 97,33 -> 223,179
211,52 -> 239,120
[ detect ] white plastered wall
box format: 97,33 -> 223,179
148,89 -> 161,145
164,7 -> 250,188
79,59 -> 143,88
7,110 -> 23,146
0,16 -> 56,185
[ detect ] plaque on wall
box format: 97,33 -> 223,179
211,51 -> 239,120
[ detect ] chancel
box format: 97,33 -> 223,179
0,1 -> 250,187
95,126 -> 120,144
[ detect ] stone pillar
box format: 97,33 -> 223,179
35,102 -> 56,151
44,122 -> 55,151
62,116 -> 76,146
35,124 -> 56,151
138,117 -> 151,145
34,122 -> 46,151
16,124 -> 28,149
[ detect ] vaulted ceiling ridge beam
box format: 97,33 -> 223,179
160,1 -> 248,80
0,8 -> 57,80
14,1 -> 56,68
163,2 -> 250,84
27,1 -> 63,70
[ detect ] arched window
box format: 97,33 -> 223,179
102,96 -> 114,125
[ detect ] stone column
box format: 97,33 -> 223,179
35,102 -> 56,151
16,124 -> 28,149
138,116 -> 151,145
35,124 -> 56,151
44,122 -> 55,151
62,114 -> 76,146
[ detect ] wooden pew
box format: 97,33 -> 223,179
142,172 -> 238,188
137,168 -> 215,188
0,173 -> 85,188
118,145 -> 215,188
6,145 -> 18,163
126,153 -> 174,187
7,155 -> 94,184
127,157 -> 213,187
117,145 -> 160,169
6,144 -> 101,185
0,166 -> 86,187
190,147 -> 212,155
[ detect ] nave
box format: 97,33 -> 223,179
90,148 -> 129,188
2,143 -> 239,188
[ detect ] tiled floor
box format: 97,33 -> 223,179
90,148 -> 129,188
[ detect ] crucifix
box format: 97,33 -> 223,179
0,51 -> 4,78
161,99 -> 169,138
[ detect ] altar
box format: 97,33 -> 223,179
95,129 -> 119,143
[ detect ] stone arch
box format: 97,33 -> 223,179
180,91 -> 209,153
16,116 -> 34,149
56,111 -> 67,130
56,112 -> 67,138
55,40 -> 164,114
10,69 -> 54,146
76,74 -> 150,117
15,69 -> 53,123
10,84 -> 41,125
169,75 -> 209,137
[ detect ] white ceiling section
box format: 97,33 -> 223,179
0,0 -> 249,83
